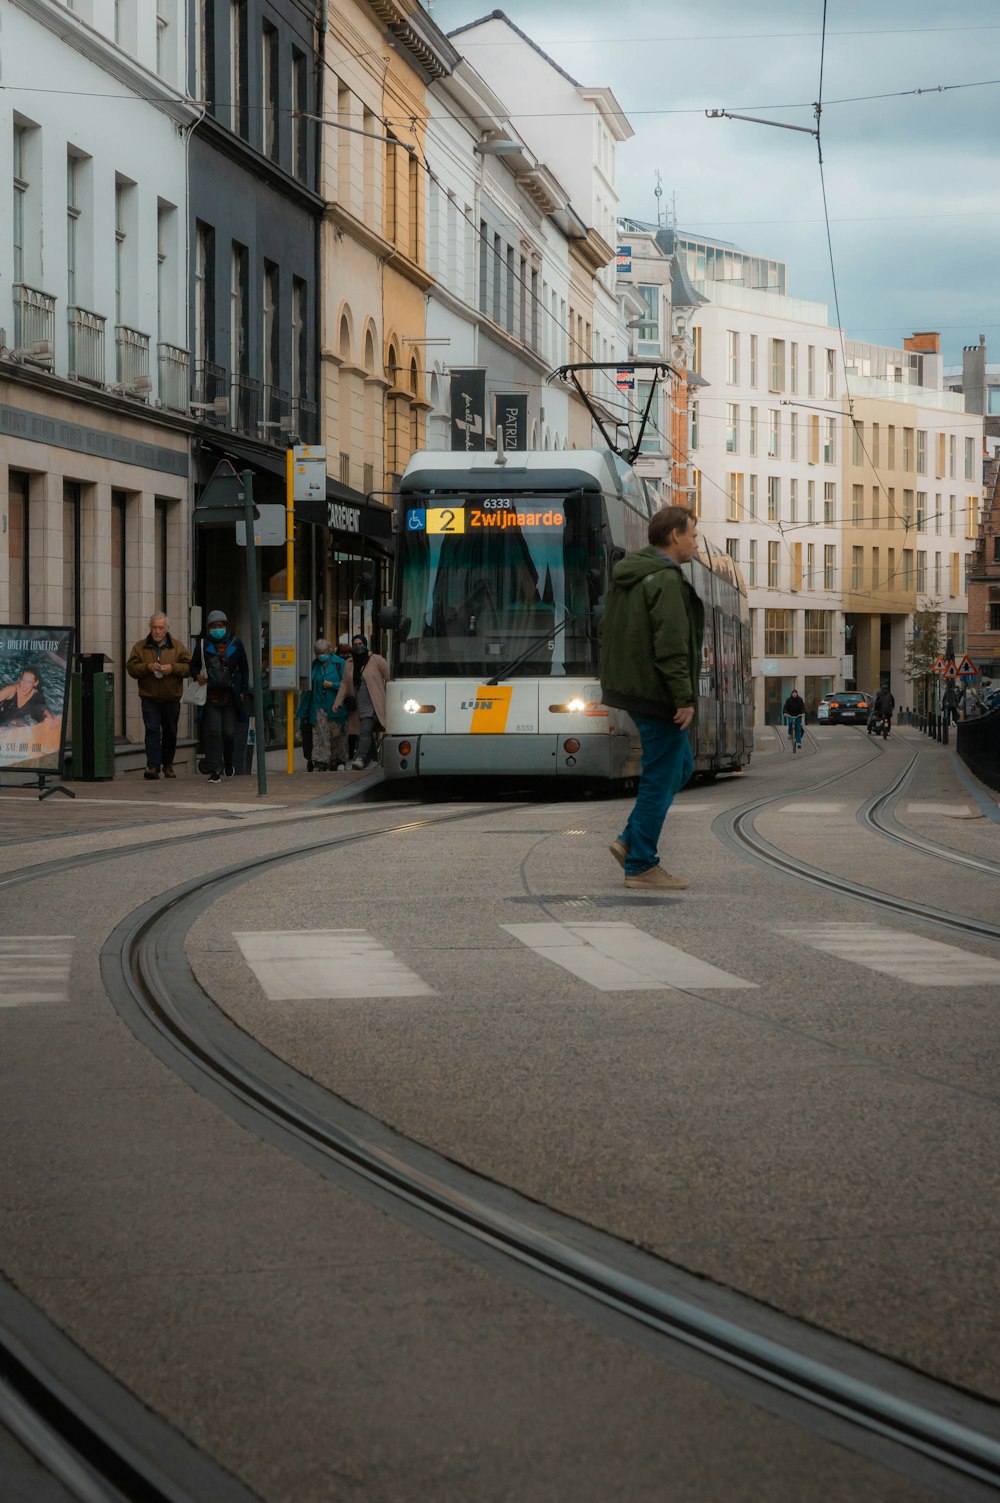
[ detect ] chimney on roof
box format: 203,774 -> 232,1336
904,331 -> 940,354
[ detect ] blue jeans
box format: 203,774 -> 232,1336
619,715 -> 695,875
785,713 -> 804,746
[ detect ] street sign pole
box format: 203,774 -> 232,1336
241,470 -> 268,797
286,447 -> 295,777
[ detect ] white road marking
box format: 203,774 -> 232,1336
0,936 -> 74,1008
234,930 -> 435,999
0,797 -> 289,813
773,802 -> 846,814
502,922 -> 757,992
905,803 -> 974,818
779,923 -> 1000,987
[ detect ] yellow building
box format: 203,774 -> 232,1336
841,334 -> 977,694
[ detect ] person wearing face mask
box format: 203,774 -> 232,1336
190,609 -> 251,784
333,632 -> 389,769
302,637 -> 347,771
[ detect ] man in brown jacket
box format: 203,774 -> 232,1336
126,613 -> 191,780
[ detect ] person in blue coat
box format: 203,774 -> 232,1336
305,638 -> 347,770
190,609 -> 250,784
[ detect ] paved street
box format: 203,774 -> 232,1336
1,727 -> 998,1501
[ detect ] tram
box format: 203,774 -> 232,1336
378,446 -> 753,783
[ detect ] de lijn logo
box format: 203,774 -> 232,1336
460,695 -> 500,710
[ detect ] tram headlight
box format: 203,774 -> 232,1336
402,699 -> 436,714
566,698 -> 586,712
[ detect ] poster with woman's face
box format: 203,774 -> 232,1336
0,627 -> 74,773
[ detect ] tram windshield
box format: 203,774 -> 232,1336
395,490 -> 601,678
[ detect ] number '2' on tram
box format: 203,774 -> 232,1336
379,449 -> 753,783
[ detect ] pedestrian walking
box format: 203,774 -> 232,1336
334,633 -> 389,770
126,613 -> 192,780
305,638 -> 348,770
190,609 -> 250,784
942,683 -> 961,725
599,505 -> 704,890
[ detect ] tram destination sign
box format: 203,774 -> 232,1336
406,497 -> 565,534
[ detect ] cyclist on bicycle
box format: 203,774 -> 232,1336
873,684 -> 895,737
782,689 -> 807,751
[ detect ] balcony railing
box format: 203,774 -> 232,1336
13,283 -> 56,348
157,343 -> 190,411
261,383 -> 289,442
193,359 -> 228,422
115,324 -> 150,391
232,373 -> 261,435
67,307 -> 106,384
292,395 -> 318,445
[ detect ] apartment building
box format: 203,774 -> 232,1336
1,0 -> 197,744
966,458 -> 1000,679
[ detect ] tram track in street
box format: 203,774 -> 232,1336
716,733 -> 1000,943
4,768 -> 1000,1499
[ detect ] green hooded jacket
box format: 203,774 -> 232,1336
599,546 -> 705,721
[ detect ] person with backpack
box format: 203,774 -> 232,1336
304,638 -> 347,771
873,684 -> 895,735
190,609 -> 250,784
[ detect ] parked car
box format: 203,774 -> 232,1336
825,691 -> 873,725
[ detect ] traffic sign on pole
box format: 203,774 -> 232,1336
930,656 -> 945,674
943,662 -> 958,679
957,655 -> 978,678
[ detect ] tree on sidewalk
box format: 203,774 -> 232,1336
904,599 -> 944,714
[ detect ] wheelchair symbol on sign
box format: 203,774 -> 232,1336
406,509 -> 426,532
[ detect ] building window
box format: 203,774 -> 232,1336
748,474 -> 757,519
872,546 -> 880,590
950,553 -> 960,595
949,433 -> 956,479
262,259 -> 279,392
691,469 -> 702,517
887,547 -> 896,590
871,423 -> 880,467
727,329 -> 739,383
851,545 -> 863,590
823,482 -> 836,524
965,437 -> 975,480
917,550 -> 927,592
934,551 -> 942,593
194,221 -> 214,367
292,49 -> 307,179
823,417 -> 835,464
156,1 -> 174,82
871,485 -> 879,529
807,344 -> 815,396
637,382 -> 661,453
917,429 -> 927,475
851,419 -> 863,466
767,541 -> 779,587
749,333 -> 758,387
767,409 -> 779,458
902,548 -> 914,589
946,613 -> 967,653
764,608 -> 793,654
13,124 -> 28,286
691,325 -> 702,375
230,240 -> 248,375
809,413 -> 819,464
726,472 -> 743,521
806,543 -> 815,586
749,406 -> 757,456
636,285 -> 659,351
689,401 -> 699,450
767,476 -> 779,522
114,176 -> 133,326
63,483 -> 82,648
726,404 -> 739,454
851,484 -> 863,524
792,542 -> 802,590
230,0 -> 247,137
263,21 -> 279,160
769,337 -> 785,392
790,342 -> 798,394
725,537 -> 740,566
949,494 -> 957,533
748,539 -> 757,586
8,472 -> 30,623
789,478 -> 798,523
67,152 -> 81,308
789,410 -> 798,461
804,610 -> 832,655
806,480 -> 815,524
903,427 -> 914,470
887,425 -> 896,469
967,495 -> 979,538
824,545 -> 835,590
825,348 -> 836,398
916,491 -> 926,532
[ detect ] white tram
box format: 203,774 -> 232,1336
379,447 -> 752,783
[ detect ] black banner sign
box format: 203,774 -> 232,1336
450,368 -> 486,451
494,393 -> 528,451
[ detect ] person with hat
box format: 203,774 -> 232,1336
126,613 -> 192,780
333,632 -> 389,770
190,610 -> 251,784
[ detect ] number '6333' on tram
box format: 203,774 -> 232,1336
379,449 -> 753,782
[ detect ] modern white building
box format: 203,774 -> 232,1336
1,0 -> 199,746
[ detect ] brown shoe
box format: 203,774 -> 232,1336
624,865 -> 688,891
609,838 -> 628,869
162,765 -> 176,778
143,767 -> 160,781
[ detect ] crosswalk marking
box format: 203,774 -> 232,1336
0,936 -> 74,1008
779,923 -> 1000,987
501,922 -> 757,992
233,930 -> 435,1000
905,802 -> 974,817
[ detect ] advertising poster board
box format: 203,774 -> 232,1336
450,368 -> 486,451
0,625 -> 74,774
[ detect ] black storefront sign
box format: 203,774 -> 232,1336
494,393 -> 528,451
450,368 -> 486,451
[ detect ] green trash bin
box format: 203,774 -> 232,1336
69,653 -> 115,780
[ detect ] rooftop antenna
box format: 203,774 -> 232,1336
654,169 -> 663,228
668,191 -> 678,233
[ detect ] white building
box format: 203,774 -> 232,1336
1,0 -> 199,747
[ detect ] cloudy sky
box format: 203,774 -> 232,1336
426,0 -> 999,365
